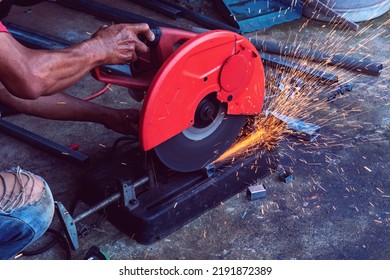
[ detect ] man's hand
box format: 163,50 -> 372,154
90,23 -> 155,65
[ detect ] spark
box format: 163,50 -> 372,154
376,187 -> 384,194
211,13 -> 388,222
14,253 -> 23,259
363,166 -> 372,172
213,16 -> 388,169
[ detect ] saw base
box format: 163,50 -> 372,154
80,144 -> 278,245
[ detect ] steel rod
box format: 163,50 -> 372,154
73,193 -> 121,224
260,53 -> 339,85
73,176 -> 149,223
251,39 -> 383,76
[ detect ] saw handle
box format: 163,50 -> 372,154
92,27 -> 196,90
92,66 -> 151,89
137,26 -> 162,48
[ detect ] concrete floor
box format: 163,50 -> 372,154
1,1 -> 389,260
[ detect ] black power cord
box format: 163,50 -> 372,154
109,136 -> 138,157
21,228 -> 72,260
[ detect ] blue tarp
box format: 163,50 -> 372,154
217,0 -> 303,33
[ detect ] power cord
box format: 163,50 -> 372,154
21,228 -> 72,260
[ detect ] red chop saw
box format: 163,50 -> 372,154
93,27 -> 265,172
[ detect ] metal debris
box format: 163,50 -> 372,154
278,170 -> 295,183
247,183 -> 267,201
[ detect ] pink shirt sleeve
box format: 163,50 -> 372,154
0,21 -> 9,33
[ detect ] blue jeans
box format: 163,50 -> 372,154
0,169 -> 54,260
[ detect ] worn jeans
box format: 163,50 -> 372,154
0,169 -> 54,260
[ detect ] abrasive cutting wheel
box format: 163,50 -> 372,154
154,93 -> 247,172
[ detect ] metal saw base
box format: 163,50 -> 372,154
80,145 -> 278,245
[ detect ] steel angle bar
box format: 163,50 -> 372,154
0,119 -> 89,165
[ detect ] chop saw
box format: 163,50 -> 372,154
57,27 -> 276,249
93,26 -> 265,171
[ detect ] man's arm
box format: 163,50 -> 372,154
0,23 -> 154,100
0,83 -> 139,135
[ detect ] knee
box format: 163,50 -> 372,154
0,168 -> 54,259
0,167 -> 53,214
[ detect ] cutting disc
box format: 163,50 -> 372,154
154,93 -> 246,172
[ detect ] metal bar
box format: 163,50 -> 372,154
130,0 -> 182,19
251,39 -> 383,76
266,110 -> 320,141
5,21 -> 72,49
74,193 -> 121,224
0,119 -> 89,165
73,176 -> 149,223
55,0 -> 176,29
261,53 -> 339,85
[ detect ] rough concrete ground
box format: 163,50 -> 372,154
1,1 -> 389,260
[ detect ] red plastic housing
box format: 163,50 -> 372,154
93,27 -> 265,151
140,28 -> 265,151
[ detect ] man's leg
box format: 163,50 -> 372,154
0,85 -> 139,135
0,167 -> 54,260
